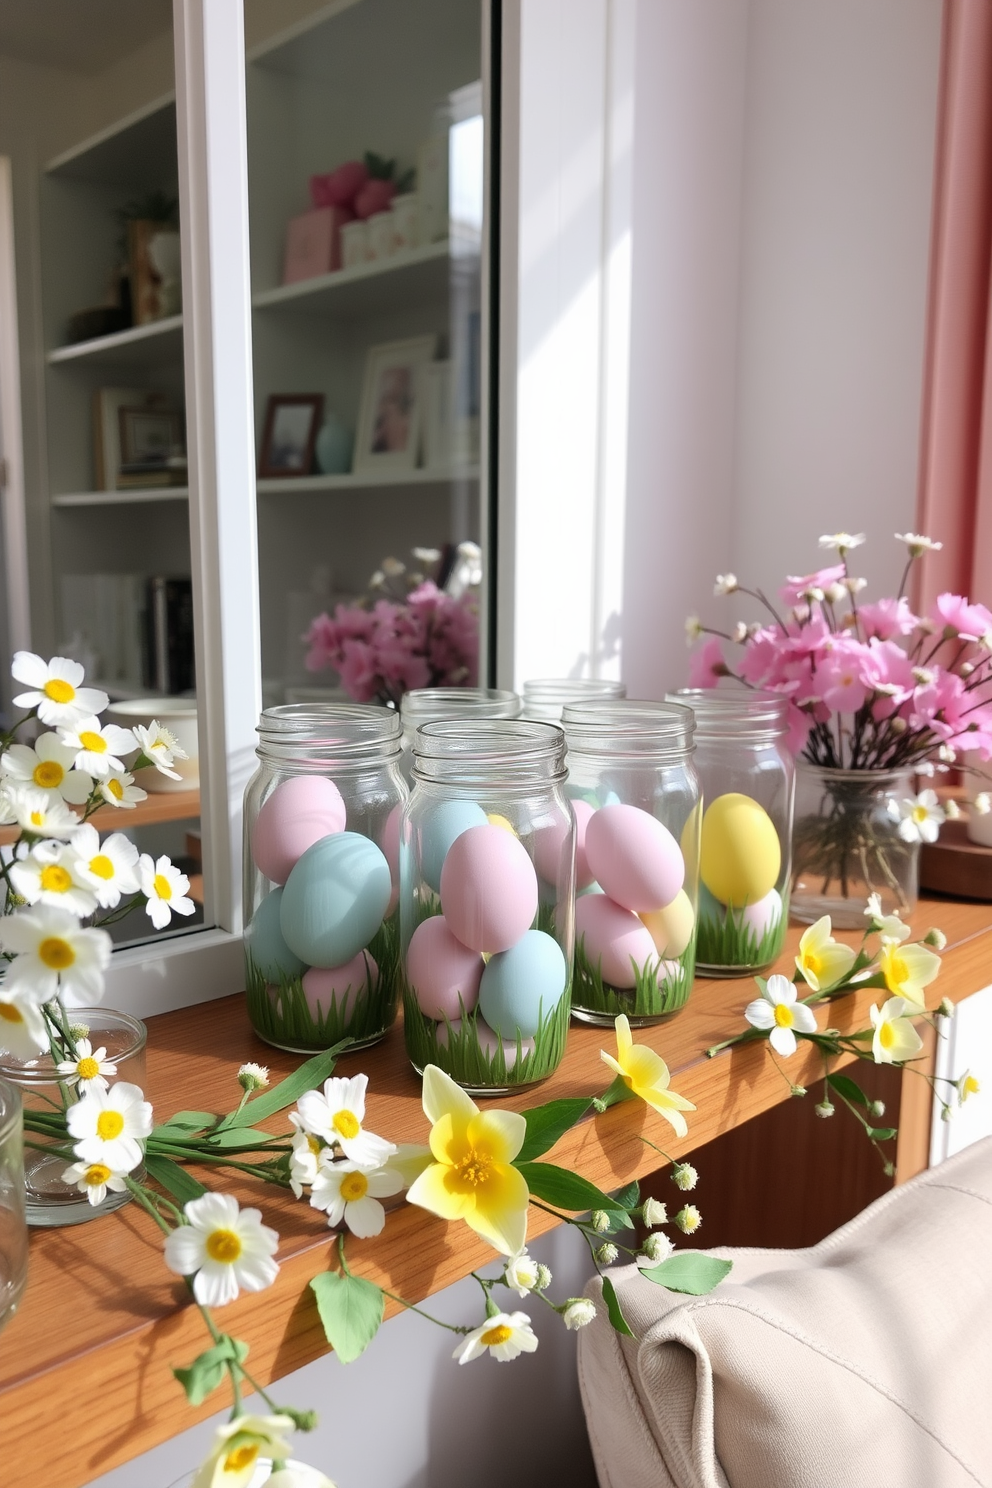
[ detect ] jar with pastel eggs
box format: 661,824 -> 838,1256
561,701 -> 700,1026
242,704 -> 407,1053
398,687 -> 522,781
401,719 -> 574,1094
668,689 -> 794,976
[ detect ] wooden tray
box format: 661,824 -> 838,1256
920,818 -> 992,901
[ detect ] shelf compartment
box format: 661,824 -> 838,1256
47,315 -> 183,367
256,465 -> 479,494
251,240 -> 452,318
52,487 -> 189,507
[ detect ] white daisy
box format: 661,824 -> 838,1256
288,1113 -> 323,1198
309,1155 -> 403,1237
675,1204 -> 703,1234
454,1311 -> 539,1365
0,988 -> 49,1059
5,784 -> 79,839
818,532 -> 866,551
1,734 -> 93,804
870,997 -> 924,1065
504,1250 -> 540,1297
163,1192 -> 279,1307
744,972 -> 817,1057
60,1158 -> 129,1206
1,905 -> 111,1006
295,1074 -> 396,1167
133,721 -> 188,781
9,840 -> 97,917
11,652 -> 109,729
59,716 -> 137,779
66,1081 -> 153,1171
56,1037 -> 117,1093
72,825 -> 140,909
895,532 -> 943,555
97,769 -> 147,809
890,789 -> 945,845
138,853 -> 196,929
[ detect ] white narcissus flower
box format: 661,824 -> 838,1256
267,1467 -> 338,1488
66,1081 -> 153,1171
504,1249 -> 540,1297
132,720 -> 188,780
11,651 -> 109,728
309,1155 -> 403,1237
9,840 -> 97,917
97,769 -> 147,809
59,716 -> 137,779
870,997 -> 924,1065
562,1297 -> 597,1330
957,1070 -> 981,1104
6,785 -> 79,839
895,532 -> 943,556
744,973 -> 817,1057
0,988 -> 49,1059
454,1311 -> 539,1364
164,1192 -> 280,1307
295,1073 -> 396,1167
890,789 -> 945,845
56,1037 -> 117,1092
864,893 -> 911,943
878,938 -> 941,1014
0,733 -> 92,804
795,916 -> 856,991
819,532 -> 866,552
0,905 -> 111,1006
138,853 -> 196,929
71,825 -> 140,909
61,1158 -> 129,1206
288,1113 -> 324,1198
190,1414 -> 295,1488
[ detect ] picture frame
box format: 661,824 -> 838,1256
353,335 -> 438,474
258,393 -> 325,477
118,406 -> 184,468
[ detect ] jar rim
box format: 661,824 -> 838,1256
401,688 -> 521,719
256,702 -> 402,762
562,699 -> 695,756
668,687 -> 789,735
796,761 -> 914,782
0,1008 -> 147,1088
523,678 -> 627,700
414,716 -> 564,760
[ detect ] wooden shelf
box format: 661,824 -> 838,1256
251,240 -> 452,319
52,487 -> 189,507
0,788 -> 199,847
256,466 -> 480,495
2,896 -> 989,1488
46,315 -> 183,367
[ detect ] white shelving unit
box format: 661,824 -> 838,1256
46,314 -> 183,366
51,487 -> 190,507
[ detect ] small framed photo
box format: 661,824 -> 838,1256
259,393 -> 325,477
354,335 -> 438,474
118,406 -> 184,467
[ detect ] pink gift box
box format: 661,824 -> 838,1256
282,206 -> 350,285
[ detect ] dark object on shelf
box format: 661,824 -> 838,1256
66,306 -> 128,344
145,577 -> 195,695
920,818 -> 992,902
258,393 -> 324,477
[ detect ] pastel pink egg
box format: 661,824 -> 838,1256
406,915 -> 484,1021
436,1016 -> 535,1069
252,775 -> 347,885
381,802 -> 402,915
439,824 -> 539,954
532,798 -> 593,890
585,803 -> 684,914
576,892 -> 658,988
301,950 -> 377,1022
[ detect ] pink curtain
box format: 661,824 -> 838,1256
914,0 -> 992,613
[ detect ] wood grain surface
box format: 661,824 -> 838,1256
0,787 -> 201,847
1,896 -> 989,1487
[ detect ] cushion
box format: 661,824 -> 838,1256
577,1136 -> 992,1488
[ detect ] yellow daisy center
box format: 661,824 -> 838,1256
30,810 -> 44,827
773,1003 -> 795,1028
96,1110 -> 125,1140
206,1228 -> 243,1263
0,1001 -> 25,1025
106,778 -> 124,800
38,936 -> 75,970
307,1134 -> 322,1157
454,1147 -> 493,1187
85,1163 -> 111,1186
79,731 -> 106,753
878,1021 -> 895,1050
223,1444 -> 259,1473
43,678 -> 75,703
964,1075 -> 980,1096
77,1056 -> 100,1080
912,805 -> 929,824
340,1171 -> 369,1202
39,864 -> 73,894
33,760 -> 64,788
332,1109 -> 360,1141
153,873 -> 172,901
89,854 -> 115,879
481,1323 -> 513,1347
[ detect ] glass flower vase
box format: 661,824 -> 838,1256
0,1078 -> 28,1328
790,764 -> 918,929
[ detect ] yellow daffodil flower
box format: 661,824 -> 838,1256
600,1015 -> 696,1137
795,916 -> 856,991
406,1065 -> 530,1256
957,1070 -> 981,1105
878,939 -> 940,1013
869,997 -> 924,1065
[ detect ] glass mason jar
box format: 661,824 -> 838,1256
791,763 -> 918,929
0,1008 -> 147,1227
669,689 -> 795,976
522,678 -> 627,724
0,1078 -> 28,1328
401,719 -> 574,1094
562,701 -> 700,1025
243,704 -> 407,1053
399,687 -> 521,780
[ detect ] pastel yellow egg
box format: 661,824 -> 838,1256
487,813 -> 517,836
639,889 -> 695,958
700,793 -> 780,908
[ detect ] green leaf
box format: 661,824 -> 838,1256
825,1073 -> 869,1107
172,1337 -> 248,1406
601,1275 -> 636,1337
204,1127 -> 288,1149
515,1098 -> 591,1163
220,1042 -> 351,1129
867,1126 -> 898,1141
613,1180 -> 641,1211
515,1161 -> 633,1228
641,1253 -> 732,1295
310,1270 -> 384,1363
153,1110 -> 217,1135
144,1153 -> 207,1206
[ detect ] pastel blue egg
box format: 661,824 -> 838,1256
478,929 -> 568,1039
419,799 -> 488,891
578,880 -> 604,897
566,784 -> 600,806
697,881 -> 725,925
280,831 -> 391,968
245,889 -> 305,983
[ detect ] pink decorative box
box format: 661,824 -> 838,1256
281,207 -> 347,284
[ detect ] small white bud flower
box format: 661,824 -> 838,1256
924,927 -> 947,951
938,745 -> 956,763
938,997 -> 955,1019
714,573 -> 739,596
685,615 -> 703,645
536,1264 -> 553,1291
844,575 -> 868,594
674,1204 -> 702,1235
815,1100 -> 835,1119
237,1062 -> 269,1093
824,582 -> 847,604
641,1197 -> 668,1228
68,1023 -> 90,1040
974,793 -> 991,815
941,1103 -> 953,1123
870,1100 -> 886,1118
890,717 -> 908,734
381,556 -> 406,576
561,1297 -> 597,1330
595,1242 -> 619,1266
944,799 -> 961,820
640,1231 -> 675,1264
791,1084 -> 808,1097
590,1209 -> 612,1233
912,667 -> 935,686
732,621 -> 748,644
672,1163 -> 698,1191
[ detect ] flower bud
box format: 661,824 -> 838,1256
938,997 -> 955,1020
944,799 -> 961,821
674,1204 -> 702,1234
238,1062 -> 270,1093
685,616 -> 703,645
590,1210 -> 613,1233
641,1197 -> 668,1227
536,1264 -> 553,1291
68,1023 -> 90,1040
815,1100 -> 835,1119
870,1100 -> 886,1118
562,1298 -> 597,1330
595,1243 -> 619,1266
890,717 -> 908,735
672,1163 -> 698,1191
640,1231 -> 675,1263
924,927 -> 947,951
714,573 -> 739,596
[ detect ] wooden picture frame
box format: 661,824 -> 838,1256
258,393 -> 325,477
118,406 -> 184,467
353,335 -> 437,474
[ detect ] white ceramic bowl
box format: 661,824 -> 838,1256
107,698 -> 199,794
